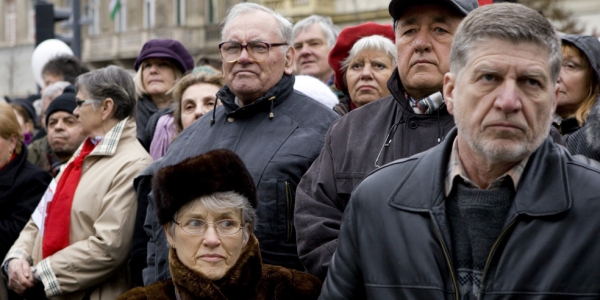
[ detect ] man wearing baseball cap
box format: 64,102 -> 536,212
295,0 -> 477,281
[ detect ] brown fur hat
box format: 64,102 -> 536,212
152,149 -> 257,225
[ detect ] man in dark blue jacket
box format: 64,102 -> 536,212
130,2 -> 339,286
321,3 -> 600,299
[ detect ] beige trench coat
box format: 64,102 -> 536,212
5,118 -> 152,300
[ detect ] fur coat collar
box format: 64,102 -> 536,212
170,235 -> 263,300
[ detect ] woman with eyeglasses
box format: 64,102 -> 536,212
119,149 -> 320,300
4,66 -> 152,299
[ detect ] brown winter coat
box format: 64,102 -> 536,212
118,235 -> 321,300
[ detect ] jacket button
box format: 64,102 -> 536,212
227,117 -> 235,123
409,120 -> 418,129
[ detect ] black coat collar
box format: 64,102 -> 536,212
387,128 -> 570,217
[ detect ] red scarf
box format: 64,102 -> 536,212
0,152 -> 16,172
43,138 -> 97,258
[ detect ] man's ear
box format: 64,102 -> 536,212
443,72 -> 456,115
284,47 -> 295,75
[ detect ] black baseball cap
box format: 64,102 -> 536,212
388,0 -> 478,20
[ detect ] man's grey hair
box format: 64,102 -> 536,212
221,3 -> 293,49
169,191 -> 258,241
42,81 -> 70,100
293,15 -> 340,48
75,65 -> 136,120
450,3 -> 561,83
341,35 -> 397,73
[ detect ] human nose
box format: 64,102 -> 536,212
361,63 -> 375,79
495,80 -> 522,112
236,45 -> 253,64
195,105 -> 207,120
299,43 -> 311,55
54,119 -> 65,131
73,106 -> 79,115
557,68 -> 566,84
414,29 -> 432,52
202,224 -> 221,247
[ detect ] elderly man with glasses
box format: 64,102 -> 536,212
132,2 -> 339,287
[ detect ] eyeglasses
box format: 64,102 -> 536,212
218,41 -> 287,63
173,218 -> 244,236
76,99 -> 101,107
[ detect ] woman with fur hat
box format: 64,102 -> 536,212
328,22 -> 396,116
119,149 -> 321,300
133,39 -> 194,149
554,34 -> 600,137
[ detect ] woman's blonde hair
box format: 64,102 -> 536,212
562,43 -> 600,126
171,71 -> 225,133
0,102 -> 23,154
133,59 -> 184,99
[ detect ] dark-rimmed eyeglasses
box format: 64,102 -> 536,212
173,218 -> 244,236
218,41 -> 287,63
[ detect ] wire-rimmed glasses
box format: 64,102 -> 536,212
173,218 -> 244,236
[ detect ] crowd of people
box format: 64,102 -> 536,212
2,0 -> 600,299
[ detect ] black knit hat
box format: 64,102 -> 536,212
153,149 -> 258,225
46,85 -> 77,126
11,99 -> 36,122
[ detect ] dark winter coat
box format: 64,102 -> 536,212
566,97 -> 600,161
136,95 -> 159,150
0,144 -> 51,259
134,73 -> 339,285
119,235 -> 321,300
294,69 -> 455,280
321,128 -> 600,299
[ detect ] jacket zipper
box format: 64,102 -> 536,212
285,181 -> 293,242
432,218 -> 459,300
477,218 -> 517,300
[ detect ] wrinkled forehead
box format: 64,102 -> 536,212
395,3 -> 463,29
223,11 -> 280,42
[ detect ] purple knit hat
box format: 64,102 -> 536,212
134,39 -> 194,73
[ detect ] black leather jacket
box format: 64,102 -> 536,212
320,129 -> 600,299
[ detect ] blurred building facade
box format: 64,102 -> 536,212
0,0 -> 599,98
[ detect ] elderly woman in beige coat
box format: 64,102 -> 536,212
3,66 -> 152,299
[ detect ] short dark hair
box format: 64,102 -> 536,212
42,55 -> 90,84
75,66 -> 136,121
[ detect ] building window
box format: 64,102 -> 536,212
207,0 -> 218,24
175,0 -> 186,26
144,0 -> 156,29
88,0 -> 100,36
114,0 -> 127,32
5,0 -> 16,46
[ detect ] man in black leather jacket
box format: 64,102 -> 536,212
295,0 -> 477,280
321,3 -> 600,300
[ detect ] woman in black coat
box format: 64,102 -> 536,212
0,102 -> 52,259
